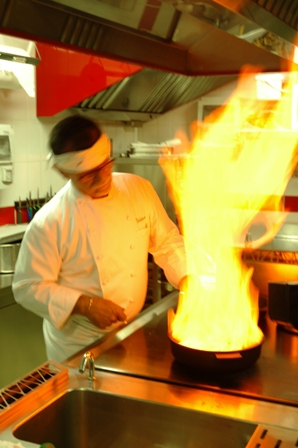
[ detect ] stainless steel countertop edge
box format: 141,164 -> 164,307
1,364 -> 298,447
1,292 -> 298,446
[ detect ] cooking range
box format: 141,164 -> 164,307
94,292 -> 298,407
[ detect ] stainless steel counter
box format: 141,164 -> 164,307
2,353 -> 298,447
0,283 -> 47,388
93,298 -> 298,407
0,224 -> 28,244
66,292 -> 298,431
1,292 -> 298,447
0,283 -> 14,306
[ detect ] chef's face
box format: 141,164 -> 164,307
63,158 -> 114,198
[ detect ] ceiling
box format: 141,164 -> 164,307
0,0 -> 297,121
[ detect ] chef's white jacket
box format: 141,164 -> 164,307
13,173 -> 189,362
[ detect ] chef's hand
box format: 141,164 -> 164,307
179,274 -> 202,291
73,295 -> 127,329
178,275 -> 194,292
178,275 -> 187,291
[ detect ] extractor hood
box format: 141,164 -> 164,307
69,69 -> 237,123
0,0 -> 297,121
1,0 -> 296,74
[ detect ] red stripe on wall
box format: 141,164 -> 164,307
1,196 -> 298,227
0,206 -> 15,225
138,0 -> 161,31
284,196 -> 298,212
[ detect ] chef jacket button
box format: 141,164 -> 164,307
130,243 -> 134,249
102,280 -> 107,285
129,298 -> 134,303
130,272 -> 135,277
126,215 -> 130,220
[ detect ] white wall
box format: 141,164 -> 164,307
1,76 -> 296,211
138,100 -> 198,144
0,88 -> 138,208
0,88 -> 61,207
0,85 -> 200,209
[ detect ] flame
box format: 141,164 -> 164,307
160,66 -> 298,352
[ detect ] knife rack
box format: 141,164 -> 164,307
14,197 -> 48,223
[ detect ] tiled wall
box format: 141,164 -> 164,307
0,87 -> 61,210
0,88 -> 142,210
0,84 -> 200,214
1,79 -> 297,223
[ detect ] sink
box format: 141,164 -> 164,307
13,388 -> 257,448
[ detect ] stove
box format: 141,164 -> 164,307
94,295 -> 298,407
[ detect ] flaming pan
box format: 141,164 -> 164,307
169,334 -> 263,373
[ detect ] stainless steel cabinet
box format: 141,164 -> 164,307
0,286 -> 47,388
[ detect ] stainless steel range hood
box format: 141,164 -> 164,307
0,0 -> 297,121
70,69 -> 237,123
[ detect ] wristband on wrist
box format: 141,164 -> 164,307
87,297 -> 93,315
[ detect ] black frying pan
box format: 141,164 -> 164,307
169,333 -> 263,373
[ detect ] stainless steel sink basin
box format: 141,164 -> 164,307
13,388 -> 257,448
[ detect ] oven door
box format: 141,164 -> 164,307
0,285 -> 47,388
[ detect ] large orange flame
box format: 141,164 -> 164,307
160,66 -> 298,352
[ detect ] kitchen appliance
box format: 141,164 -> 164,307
243,222 -> 298,307
0,242 -> 20,273
89,292 -> 298,407
1,1 -> 297,122
0,284 -> 47,388
0,125 -> 13,190
2,0 -> 297,75
268,281 -> 298,333
0,226 -> 46,388
168,332 -> 263,373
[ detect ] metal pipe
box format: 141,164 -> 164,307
79,351 -> 95,381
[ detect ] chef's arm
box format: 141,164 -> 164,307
145,182 -> 196,287
13,215 -> 127,331
12,219 -> 82,329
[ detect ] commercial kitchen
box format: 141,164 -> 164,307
1,1 -> 298,447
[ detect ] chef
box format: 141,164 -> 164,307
12,115 -> 191,363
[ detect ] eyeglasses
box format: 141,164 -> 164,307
77,158 -> 115,183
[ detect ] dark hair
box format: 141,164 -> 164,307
49,115 -> 102,155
